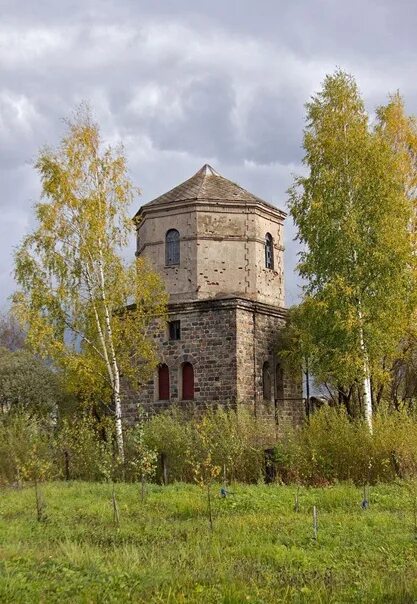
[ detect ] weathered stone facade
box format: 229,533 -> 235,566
127,165 -> 304,425
135,169 -> 285,307
236,302 -> 304,426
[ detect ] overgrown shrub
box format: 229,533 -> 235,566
141,407 -> 192,481
276,405 -> 417,485
4,403 -> 417,487
0,411 -> 55,485
124,410 -> 158,485
143,405 -> 276,483
55,415 -> 119,481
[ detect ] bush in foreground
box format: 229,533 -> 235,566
3,404 -> 417,486
277,405 -> 417,484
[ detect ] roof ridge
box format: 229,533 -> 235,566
196,165 -> 208,198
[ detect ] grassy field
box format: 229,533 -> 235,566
1,482 -> 417,603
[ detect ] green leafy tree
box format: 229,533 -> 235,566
375,93 -> 417,408
13,106 -> 167,460
288,70 -> 416,431
0,347 -> 62,416
375,92 -> 417,210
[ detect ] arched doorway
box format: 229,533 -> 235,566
182,362 -> 194,400
158,364 -> 170,401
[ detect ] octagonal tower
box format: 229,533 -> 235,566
130,165 -> 303,426
135,165 -> 285,306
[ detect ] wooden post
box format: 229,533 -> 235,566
207,483 -> 213,532
264,448 -> 276,484
294,486 -> 300,512
112,483 -> 120,527
64,451 -> 70,481
16,467 -> 22,490
313,505 -> 318,541
362,483 -> 369,509
161,453 -> 168,485
35,479 -> 46,522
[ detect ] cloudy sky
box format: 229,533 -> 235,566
1,0 -> 417,311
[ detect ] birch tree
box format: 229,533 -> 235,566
375,94 -> 417,405
288,71 -> 415,431
375,92 -> 417,208
13,107 -> 167,460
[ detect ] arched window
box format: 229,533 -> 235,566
165,229 -> 180,266
262,361 -> 271,401
275,362 -> 284,401
182,362 -> 194,400
158,364 -> 170,401
265,233 -> 274,269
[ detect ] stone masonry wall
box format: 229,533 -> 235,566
236,302 -> 304,428
124,299 -> 237,422
124,298 -> 304,427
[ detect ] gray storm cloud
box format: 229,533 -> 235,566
1,0 -> 417,309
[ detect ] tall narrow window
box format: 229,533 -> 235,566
168,320 -> 181,340
263,361 -> 271,400
275,362 -> 284,401
165,229 -> 180,266
265,233 -> 274,269
158,364 -> 170,401
182,362 -> 194,400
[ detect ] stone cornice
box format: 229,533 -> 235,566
167,296 -> 288,319
135,198 -> 286,223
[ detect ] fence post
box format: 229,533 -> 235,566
313,505 -> 318,540
264,448 -> 276,484
161,453 -> 168,485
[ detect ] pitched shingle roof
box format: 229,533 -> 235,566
135,164 -> 283,216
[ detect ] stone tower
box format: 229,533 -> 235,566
129,165 -> 303,424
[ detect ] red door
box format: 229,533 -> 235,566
182,363 -> 194,400
158,364 -> 170,400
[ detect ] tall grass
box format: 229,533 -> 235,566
2,481 -> 417,602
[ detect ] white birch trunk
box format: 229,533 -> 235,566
88,273 -> 125,460
362,369 -> 373,434
113,374 -> 125,463
353,245 -> 373,433
103,305 -> 125,462
92,157 -> 126,462
359,319 -> 373,434
97,248 -> 125,463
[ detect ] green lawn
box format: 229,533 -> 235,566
1,481 -> 417,603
